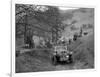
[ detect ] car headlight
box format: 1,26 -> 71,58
66,55 -> 69,58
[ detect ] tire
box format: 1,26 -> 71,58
52,56 -> 57,65
68,55 -> 73,63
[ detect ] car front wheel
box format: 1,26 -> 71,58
52,56 -> 58,65
68,55 -> 73,63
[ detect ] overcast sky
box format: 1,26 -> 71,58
58,7 -> 79,10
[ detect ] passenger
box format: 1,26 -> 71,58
45,40 -> 52,48
32,35 -> 40,48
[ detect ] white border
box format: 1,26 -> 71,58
11,0 -> 96,77
11,0 -> 15,76
12,0 -> 95,8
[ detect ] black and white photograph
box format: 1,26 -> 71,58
15,4 -> 94,73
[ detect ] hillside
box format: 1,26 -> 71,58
68,32 -> 94,69
61,8 -> 94,39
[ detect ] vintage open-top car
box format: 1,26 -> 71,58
51,45 -> 73,65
